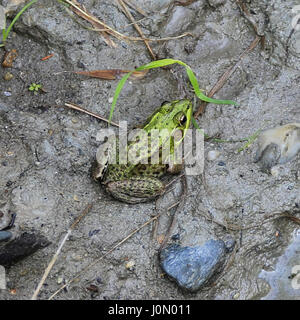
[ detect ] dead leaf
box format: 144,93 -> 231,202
41,53 -> 54,61
122,0 -> 147,16
74,69 -> 148,80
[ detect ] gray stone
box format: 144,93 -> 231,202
160,240 -> 227,292
0,231 -> 12,242
0,232 -> 51,266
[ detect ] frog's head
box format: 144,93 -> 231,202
144,99 -> 192,134
141,99 -> 192,161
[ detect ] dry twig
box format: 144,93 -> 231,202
122,0 -> 147,16
31,204 -> 93,300
118,0 -> 156,60
64,103 -> 120,128
64,0 -> 190,44
48,211 -> 162,299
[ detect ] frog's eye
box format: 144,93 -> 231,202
179,114 -> 187,126
174,112 -> 187,126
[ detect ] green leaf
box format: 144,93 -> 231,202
237,129 -> 261,152
109,71 -> 132,123
108,58 -> 238,124
2,0 -> 38,45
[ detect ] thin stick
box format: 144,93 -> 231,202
64,0 -> 190,43
123,0 -> 147,16
48,211 -> 161,300
118,0 -> 156,60
64,103 -> 120,128
31,204 -> 93,300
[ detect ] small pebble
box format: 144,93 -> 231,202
96,277 -> 103,284
3,72 -> 13,81
171,233 -> 180,241
125,260 -> 135,270
157,234 -> 165,244
270,166 -> 279,177
233,292 -> 240,299
10,288 -> 17,295
108,97 -> 113,103
57,276 -> 64,284
207,150 -> 221,161
3,91 -> 12,97
72,254 -> 82,261
223,237 -> 236,252
218,161 -> 226,166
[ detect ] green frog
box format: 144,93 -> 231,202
93,99 -> 192,204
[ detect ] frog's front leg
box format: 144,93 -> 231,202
105,176 -> 165,204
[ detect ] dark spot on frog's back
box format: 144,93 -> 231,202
139,164 -> 147,171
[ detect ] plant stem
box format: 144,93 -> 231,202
1,0 -> 38,46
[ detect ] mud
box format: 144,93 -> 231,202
0,0 -> 299,300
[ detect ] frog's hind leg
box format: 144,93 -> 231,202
106,177 -> 164,204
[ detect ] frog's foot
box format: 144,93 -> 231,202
106,177 -> 164,204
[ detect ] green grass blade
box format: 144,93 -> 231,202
109,58 -> 238,124
2,0 -> 38,43
237,129 -> 261,152
135,59 -> 182,70
109,71 -> 133,123
185,66 -> 237,105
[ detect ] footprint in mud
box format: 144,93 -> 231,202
254,123 -> 300,172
